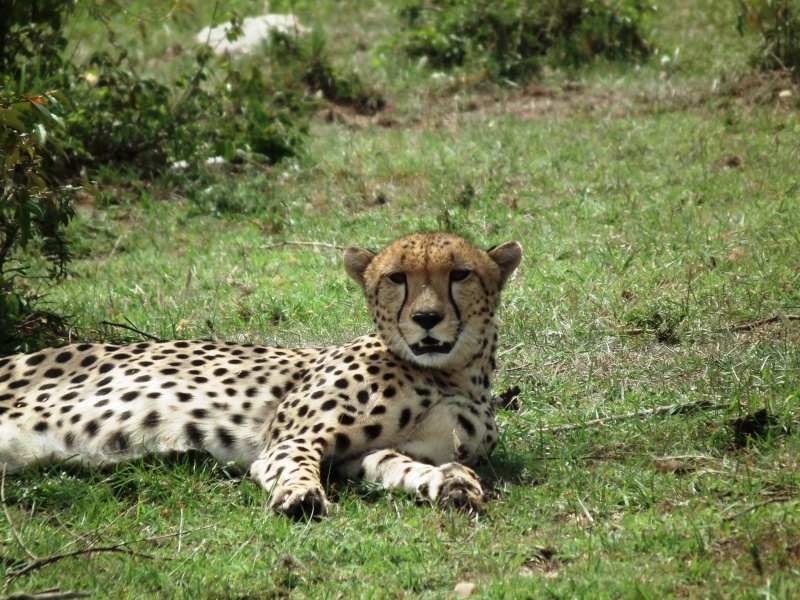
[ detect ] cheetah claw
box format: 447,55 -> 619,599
269,486 -> 330,520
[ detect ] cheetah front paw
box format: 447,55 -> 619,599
269,485 -> 330,520
420,463 -> 483,513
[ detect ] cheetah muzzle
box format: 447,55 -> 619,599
0,232 -> 522,519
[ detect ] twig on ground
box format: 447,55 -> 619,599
260,241 -> 346,251
0,591 -> 90,600
99,321 -> 163,342
5,548 -> 156,583
722,493 -> 798,522
1,465 -> 38,561
541,400 -> 725,434
618,327 -> 650,336
730,314 -> 799,332
5,523 -> 224,584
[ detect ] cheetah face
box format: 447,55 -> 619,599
344,233 -> 522,369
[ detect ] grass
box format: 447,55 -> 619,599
2,0 -> 800,598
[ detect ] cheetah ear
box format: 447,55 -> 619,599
344,247 -> 376,292
487,241 -> 522,289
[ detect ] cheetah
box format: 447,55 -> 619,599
0,232 -> 521,518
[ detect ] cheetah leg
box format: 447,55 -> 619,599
339,450 -> 483,513
249,441 -> 330,519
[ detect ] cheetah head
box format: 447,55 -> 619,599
344,233 -> 522,369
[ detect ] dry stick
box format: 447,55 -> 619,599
98,321 -> 163,342
5,547 -> 156,582
722,494 -> 798,522
0,591 -> 90,600
260,241 -> 346,251
730,314 -> 799,332
541,400 -> 725,434
1,465 -> 38,561
5,523 -> 223,584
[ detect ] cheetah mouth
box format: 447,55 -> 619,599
409,336 -> 454,356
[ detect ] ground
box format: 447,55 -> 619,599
1,0 -> 798,598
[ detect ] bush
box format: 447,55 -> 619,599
738,0 -> 800,72
393,0 -> 652,82
0,90 -> 94,353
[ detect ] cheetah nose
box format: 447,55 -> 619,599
412,311 -> 444,330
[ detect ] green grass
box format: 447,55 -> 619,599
3,0 -> 800,598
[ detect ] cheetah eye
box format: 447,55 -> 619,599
387,272 -> 407,285
449,269 -> 472,283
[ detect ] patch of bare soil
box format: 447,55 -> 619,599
318,69 -> 800,131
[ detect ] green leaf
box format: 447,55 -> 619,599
0,108 -> 27,131
34,122 -> 47,144
26,198 -> 45,219
46,90 -> 73,110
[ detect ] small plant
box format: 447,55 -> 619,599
738,0 -> 800,72
392,0 -> 652,83
0,90 -> 94,353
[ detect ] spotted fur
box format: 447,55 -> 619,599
0,233 -> 521,518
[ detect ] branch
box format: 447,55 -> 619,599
0,591 -> 89,600
730,314 -> 799,332
5,548 -> 155,583
260,241 -> 347,251
722,493 -> 797,522
540,400 -> 725,434
5,519 -> 224,585
98,321 -> 163,342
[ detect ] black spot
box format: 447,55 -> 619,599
363,424 -> 382,440
367,366 -> 380,375
217,428 -> 236,448
231,414 -> 245,425
311,390 -> 324,399
321,399 -> 337,411
177,392 -> 193,403
161,368 -> 178,376
71,374 -> 89,385
356,390 -> 370,404
175,341 -> 190,349
457,414 -> 477,437
163,382 -> 177,389
297,405 -> 309,417
44,368 -> 64,378
85,420 -> 99,437
182,423 -> 202,446
213,368 -> 227,377
398,408 -> 411,429
383,386 -> 397,399
244,387 -> 258,398
98,363 -> 114,374
9,379 -> 30,390
142,411 -> 161,428
97,376 -> 113,387
26,354 -> 46,366
225,388 -> 237,397
338,414 -> 356,426
370,405 -> 386,416
34,421 -> 49,433
101,409 -> 115,420
95,399 -> 109,408
275,452 -> 289,461
96,387 -> 112,396
334,378 -> 348,389
334,433 -> 351,453
134,375 -> 152,383
117,391 -> 138,402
